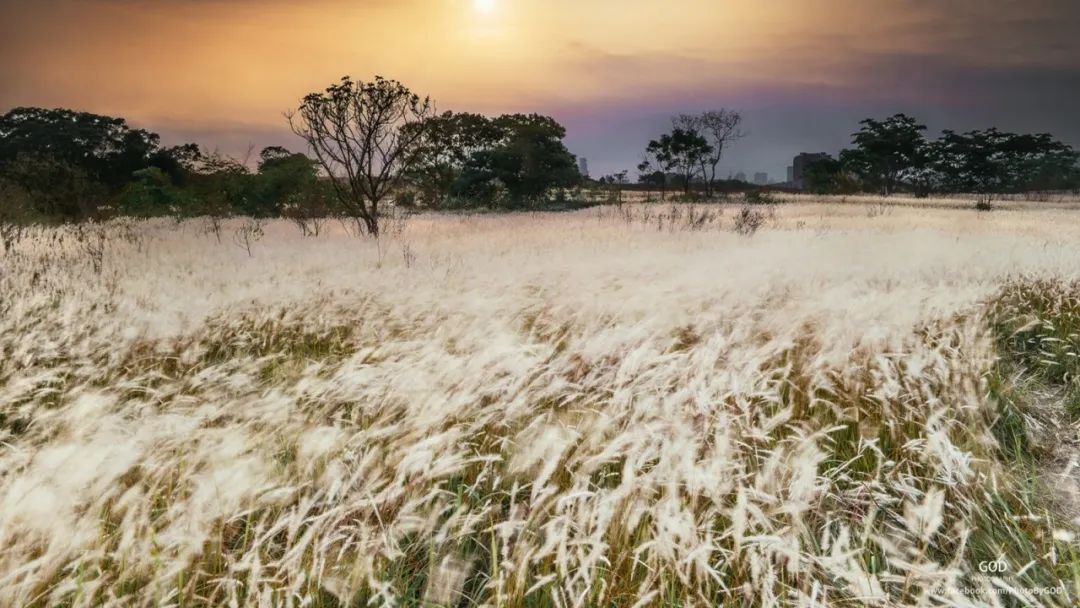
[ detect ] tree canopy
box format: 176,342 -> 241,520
839,114 -> 929,196
411,112 -> 581,208
643,128 -> 712,195
0,107 -> 162,192
818,113 -> 1080,196
932,129 -> 1080,195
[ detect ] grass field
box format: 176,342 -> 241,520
3,198 -> 1080,606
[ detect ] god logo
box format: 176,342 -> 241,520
978,559 -> 1009,574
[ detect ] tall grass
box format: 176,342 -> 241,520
1,206 -> 1079,606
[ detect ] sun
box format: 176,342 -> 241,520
473,0 -> 496,14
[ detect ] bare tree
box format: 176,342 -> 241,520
287,76 -> 434,237
232,218 -> 264,257
674,110 -> 745,198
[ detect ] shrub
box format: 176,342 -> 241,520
742,189 -> 778,205
232,218 -> 264,257
281,188 -> 331,237
393,189 -> 418,209
732,205 -> 765,235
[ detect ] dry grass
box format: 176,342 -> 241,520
2,199 -> 1080,606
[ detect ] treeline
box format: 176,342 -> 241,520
0,79 -> 582,234
804,114 -> 1080,197
0,107 -> 334,224
5,83 -> 1080,235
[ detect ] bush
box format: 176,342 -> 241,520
742,189 -> 778,205
119,168 -> 191,218
732,205 -> 765,236
281,188 -> 331,237
1,156 -> 109,220
393,189 -> 418,209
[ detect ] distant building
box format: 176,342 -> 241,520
577,157 -> 589,178
792,153 -> 831,189
753,172 -> 768,185
786,166 -> 794,183
734,171 -> 747,182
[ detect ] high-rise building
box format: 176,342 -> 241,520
734,171 -> 747,182
753,172 -> 769,185
577,157 -> 589,178
786,166 -> 794,183
792,153 -> 831,189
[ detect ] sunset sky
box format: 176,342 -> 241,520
3,0 -> 1079,178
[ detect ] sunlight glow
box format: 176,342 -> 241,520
473,0 -> 496,14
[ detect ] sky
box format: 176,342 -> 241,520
2,0 -> 1080,179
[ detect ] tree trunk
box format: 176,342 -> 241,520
363,213 -> 380,237
707,157 -> 720,198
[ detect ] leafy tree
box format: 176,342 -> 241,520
453,114 -> 580,208
288,76 -> 435,236
930,129 -> 1080,196
249,146 -> 321,216
839,114 -> 929,195
0,107 -> 161,191
802,157 -> 857,195
257,146 -> 296,171
930,129 -> 1003,195
0,155 -> 108,220
636,159 -> 668,200
177,149 -> 252,238
1017,134 -> 1080,192
404,112 -> 503,207
148,143 -> 203,187
674,110 -> 744,197
837,113 -> 1079,196
119,167 -> 191,217
644,128 -> 712,195
597,170 -> 629,203
1003,132 -> 1070,192
0,107 -> 209,220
